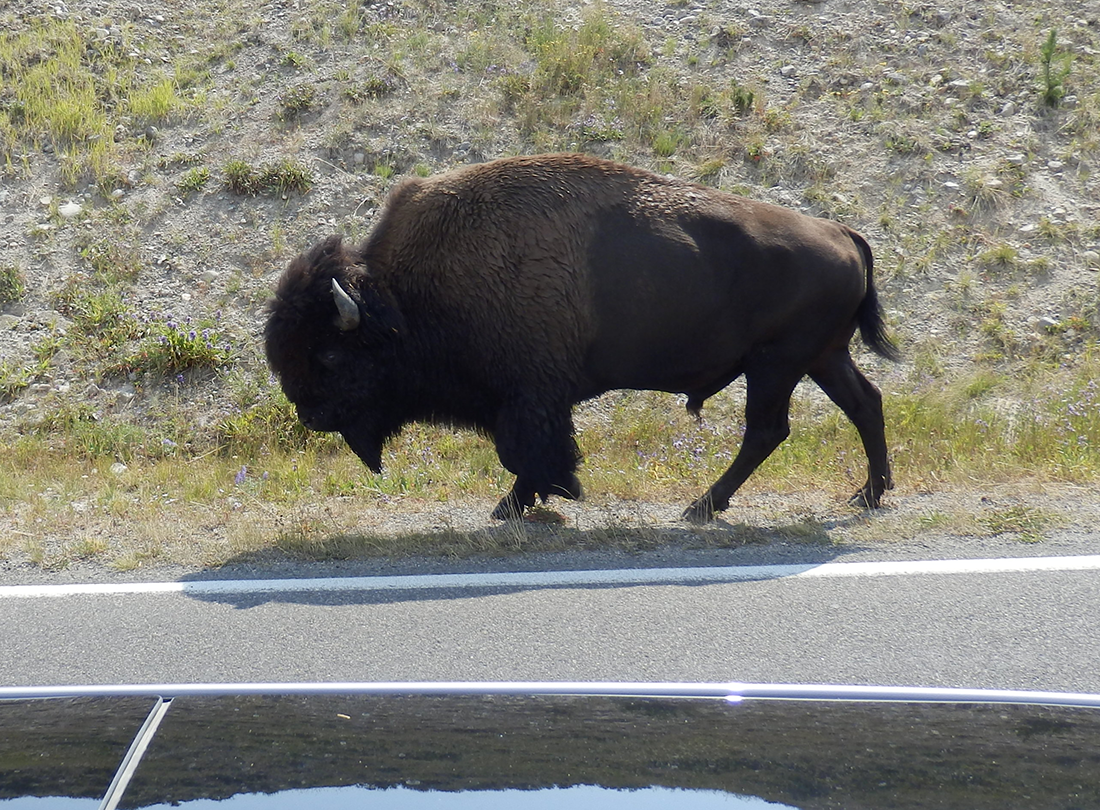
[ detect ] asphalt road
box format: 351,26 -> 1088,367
3,540 -> 1099,693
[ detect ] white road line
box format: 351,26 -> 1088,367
2,555 -> 1099,599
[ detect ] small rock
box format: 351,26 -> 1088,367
200,270 -> 219,283
780,65 -> 797,77
59,201 -> 82,219
1000,101 -> 1017,116
110,462 -> 128,476
1082,250 -> 1100,269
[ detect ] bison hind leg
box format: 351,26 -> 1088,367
808,349 -> 892,511
683,368 -> 800,523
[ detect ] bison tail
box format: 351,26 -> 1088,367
850,230 -> 900,362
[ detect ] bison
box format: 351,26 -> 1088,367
265,153 -> 897,523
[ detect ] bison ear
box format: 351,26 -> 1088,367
331,278 -> 361,331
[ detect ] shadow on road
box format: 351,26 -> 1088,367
178,511 -> 877,609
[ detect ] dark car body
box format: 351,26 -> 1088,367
3,682 -> 1100,809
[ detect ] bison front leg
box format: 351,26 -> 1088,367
683,371 -> 799,524
491,401 -> 583,521
491,471 -> 584,521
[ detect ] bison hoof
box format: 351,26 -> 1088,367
491,495 -> 526,521
848,487 -> 882,509
682,497 -> 716,524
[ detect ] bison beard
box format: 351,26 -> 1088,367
264,153 -> 897,523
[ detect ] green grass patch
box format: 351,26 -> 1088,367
13,362 -> 1100,507
1039,29 -> 1073,107
78,236 -> 143,284
0,263 -> 26,305
128,75 -> 184,123
109,315 -> 235,376
223,158 -> 313,195
0,359 -> 35,403
177,166 -> 211,192
51,281 -> 142,349
277,83 -> 317,119
0,17 -> 198,186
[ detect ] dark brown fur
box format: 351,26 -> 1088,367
265,153 -> 897,521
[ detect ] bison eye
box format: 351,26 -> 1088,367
318,349 -> 342,370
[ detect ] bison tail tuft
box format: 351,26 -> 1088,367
850,230 -> 900,362
857,283 -> 900,361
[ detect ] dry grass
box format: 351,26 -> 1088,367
4,359 -> 1100,570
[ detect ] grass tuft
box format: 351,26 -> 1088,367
0,263 -> 26,306
223,158 -> 313,195
177,166 -> 210,193
111,315 -> 235,376
1039,29 -> 1073,108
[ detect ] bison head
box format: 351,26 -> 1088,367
264,235 -> 405,472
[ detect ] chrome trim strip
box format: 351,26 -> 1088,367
3,682 -> 1100,708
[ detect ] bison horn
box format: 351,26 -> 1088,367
331,278 -> 360,331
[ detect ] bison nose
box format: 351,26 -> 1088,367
297,405 -> 323,430
297,403 -> 337,432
